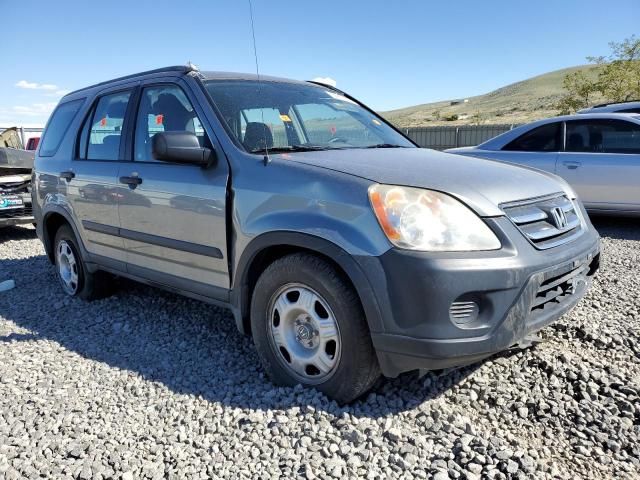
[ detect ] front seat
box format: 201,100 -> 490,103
243,122 -> 273,152
152,94 -> 193,132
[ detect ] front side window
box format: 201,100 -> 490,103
205,80 -> 414,153
134,85 -> 207,162
40,99 -> 84,156
566,119 -> 640,154
503,122 -> 562,152
82,91 -> 132,161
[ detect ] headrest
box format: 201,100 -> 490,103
243,122 -> 274,152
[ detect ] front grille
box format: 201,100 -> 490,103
0,176 -> 31,194
0,182 -> 29,194
531,262 -> 590,313
502,194 -> 583,249
0,205 -> 32,219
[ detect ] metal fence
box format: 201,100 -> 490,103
2,124 -> 520,152
404,124 -> 519,150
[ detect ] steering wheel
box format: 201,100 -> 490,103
328,136 -> 349,144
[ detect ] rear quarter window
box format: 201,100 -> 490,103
39,99 -> 84,157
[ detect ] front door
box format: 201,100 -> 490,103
117,80 -> 230,298
467,121 -> 563,174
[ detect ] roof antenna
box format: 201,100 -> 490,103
248,0 -> 270,166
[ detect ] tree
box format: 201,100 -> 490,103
558,36 -> 640,114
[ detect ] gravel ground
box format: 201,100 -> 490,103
0,218 -> 638,480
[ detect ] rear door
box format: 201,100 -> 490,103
117,78 -> 230,297
66,86 -> 136,265
558,118 -> 640,211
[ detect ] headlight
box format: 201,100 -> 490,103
368,184 -> 501,251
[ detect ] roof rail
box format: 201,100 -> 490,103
64,65 -> 197,97
591,99 -> 640,108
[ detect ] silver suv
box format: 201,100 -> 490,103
33,65 -> 600,402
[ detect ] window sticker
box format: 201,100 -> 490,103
325,90 -> 357,104
155,114 -> 164,125
327,100 -> 360,113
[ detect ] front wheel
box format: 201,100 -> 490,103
251,253 -> 380,403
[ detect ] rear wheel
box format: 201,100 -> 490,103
251,253 -> 380,403
53,225 -> 112,300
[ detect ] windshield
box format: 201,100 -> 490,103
204,80 -> 414,153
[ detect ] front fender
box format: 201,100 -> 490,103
243,204 -> 390,257
231,230 -> 386,335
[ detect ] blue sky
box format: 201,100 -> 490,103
1,0 -> 638,127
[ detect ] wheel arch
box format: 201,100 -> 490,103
41,207 -> 87,264
231,232 -> 384,336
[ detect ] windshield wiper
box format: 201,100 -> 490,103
249,145 -> 330,154
361,143 -> 409,149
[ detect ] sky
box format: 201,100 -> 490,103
1,0 -> 638,127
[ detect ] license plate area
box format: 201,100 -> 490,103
0,195 -> 24,209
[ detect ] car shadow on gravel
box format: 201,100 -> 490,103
0,253 -> 505,417
590,215 -> 639,241
0,225 -> 37,243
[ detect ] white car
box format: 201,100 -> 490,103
447,113 -> 640,216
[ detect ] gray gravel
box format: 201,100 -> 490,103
0,219 -> 638,480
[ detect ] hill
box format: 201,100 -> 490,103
381,65 -> 603,128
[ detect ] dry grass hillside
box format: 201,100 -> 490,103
382,65 -> 603,128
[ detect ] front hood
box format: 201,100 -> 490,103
284,148 -> 568,216
0,148 -> 34,170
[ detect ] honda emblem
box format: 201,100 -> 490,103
550,207 -> 568,229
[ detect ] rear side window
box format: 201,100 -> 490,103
503,123 -> 562,152
39,99 -> 83,157
566,119 -> 640,154
78,91 -> 132,161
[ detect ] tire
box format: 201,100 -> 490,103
53,224 -> 112,300
250,253 -> 380,403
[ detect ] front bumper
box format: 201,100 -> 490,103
358,216 -> 600,377
0,193 -> 33,227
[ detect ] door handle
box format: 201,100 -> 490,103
563,161 -> 581,170
59,171 -> 75,182
119,175 -> 143,188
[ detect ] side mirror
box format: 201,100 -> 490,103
152,131 -> 217,168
